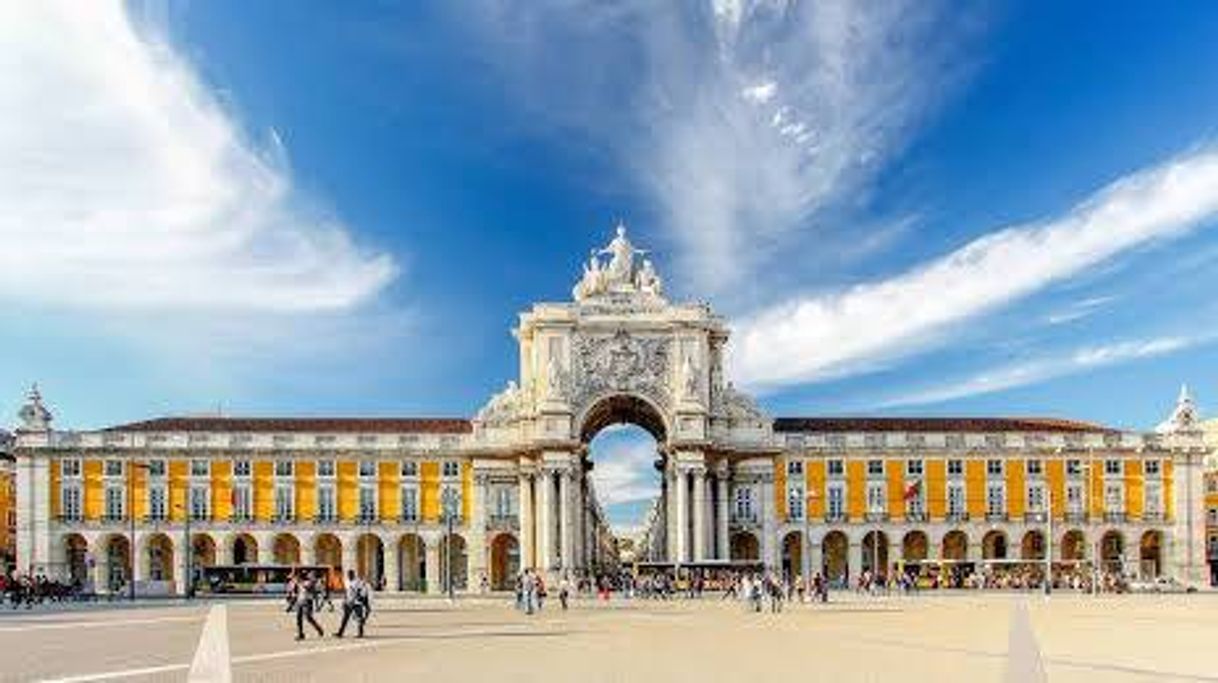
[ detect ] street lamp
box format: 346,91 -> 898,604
441,487 -> 459,601
127,456 -> 152,602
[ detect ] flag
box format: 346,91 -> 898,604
903,479 -> 921,501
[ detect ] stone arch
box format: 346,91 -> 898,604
729,531 -> 760,562
231,533 -> 258,565
861,530 -> 889,576
1100,530 -> 1124,572
63,533 -> 88,585
1061,529 -> 1086,562
398,533 -> 425,592
273,533 -> 301,565
439,533 -> 468,592
356,533 -> 385,587
1021,530 -> 1046,561
101,534 -> 131,593
192,533 -> 217,569
1139,530 -> 1163,578
577,393 -> 669,444
902,530 -> 929,563
315,533 -> 343,570
982,530 -> 1008,561
780,531 -> 803,578
822,530 -> 849,583
489,533 -> 520,591
145,532 -> 174,583
942,530 -> 968,561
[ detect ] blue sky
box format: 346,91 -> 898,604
5,1 -> 1218,529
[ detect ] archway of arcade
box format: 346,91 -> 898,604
585,416 -> 662,569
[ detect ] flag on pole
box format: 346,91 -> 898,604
903,479 -> 921,501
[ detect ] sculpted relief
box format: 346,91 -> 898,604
569,330 -> 673,415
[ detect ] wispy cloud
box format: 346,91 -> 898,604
882,334 -> 1205,408
730,146 -> 1218,390
588,431 -> 660,509
0,1 -> 397,313
461,0 -> 976,295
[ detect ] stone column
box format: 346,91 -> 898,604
716,467 -> 730,561
559,467 -> 574,573
761,477 -> 776,569
424,537 -> 441,595
341,541 -> 358,579
132,533 -> 147,585
664,465 -> 676,562
518,471 -> 535,571
1170,449 -> 1208,585
692,467 -> 707,561
537,469 -> 553,571
469,473 -> 487,586
15,452 -> 51,573
848,541 -> 863,582
381,534 -> 399,592
808,536 -> 823,578
675,467 -> 688,564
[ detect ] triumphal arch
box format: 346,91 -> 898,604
473,224 -> 774,572
12,224 -> 1215,595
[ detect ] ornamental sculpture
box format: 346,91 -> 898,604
573,223 -> 664,302
570,330 -> 673,413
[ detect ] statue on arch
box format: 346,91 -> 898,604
599,223 -> 645,286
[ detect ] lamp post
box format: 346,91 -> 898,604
441,487 -> 459,601
126,457 -> 152,602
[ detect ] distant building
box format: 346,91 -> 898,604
0,429 -> 13,571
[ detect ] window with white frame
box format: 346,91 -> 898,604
233,460 -> 251,478
62,458 -> 82,478
986,483 -> 1006,516
493,486 -> 515,518
867,460 -> 884,477
734,486 -> 754,522
61,484 -> 82,521
1144,460 -> 1161,476
906,459 -> 924,476
1066,483 -> 1084,513
148,485 -> 167,521
401,461 -> 418,477
358,460 -> 376,478
827,460 -> 844,477
1027,483 -> 1045,513
866,482 -> 885,514
400,486 -> 419,521
1209,508 -> 1218,525
1067,459 -> 1082,477
104,460 -> 123,478
1104,482 -> 1124,513
317,460 -> 335,478
787,484 -> 804,520
1105,459 -> 1121,476
986,459 -> 1003,477
787,460 -> 804,476
274,482 -> 294,521
947,483 -> 965,516
440,484 -> 462,519
442,461 -> 460,478
358,484 -> 377,521
1026,460 -> 1043,477
190,459 -> 209,478
947,459 -> 964,476
190,485 -> 210,520
1144,484 -> 1162,516
275,460 -> 294,478
231,483 -> 252,521
905,480 -> 925,517
104,485 -> 124,520
827,484 -> 845,519
316,483 -> 336,521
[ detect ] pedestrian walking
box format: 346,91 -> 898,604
559,575 -> 571,611
335,570 -> 369,638
294,572 -> 324,641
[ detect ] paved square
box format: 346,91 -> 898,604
2,593 -> 1216,682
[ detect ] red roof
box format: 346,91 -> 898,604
104,417 -> 472,434
773,417 -> 1110,433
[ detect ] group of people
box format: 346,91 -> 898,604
513,569 -> 577,614
286,569 -> 373,641
1,571 -> 84,607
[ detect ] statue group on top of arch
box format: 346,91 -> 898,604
572,223 -> 663,302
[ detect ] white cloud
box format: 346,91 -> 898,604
0,1 -> 397,313
1044,295 -> 1116,325
882,335 -> 1203,408
460,1 -> 973,295
589,435 -> 660,508
730,146 -> 1218,389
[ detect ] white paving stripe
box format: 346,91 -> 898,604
187,606 -> 231,683
0,614 -> 203,634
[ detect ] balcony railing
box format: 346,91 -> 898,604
823,512 -> 846,523
985,512 -> 1009,523
864,512 -> 889,523
945,511 -> 969,523
905,512 -> 928,523
731,513 -> 760,527
399,513 -> 419,524
1104,511 -> 1127,523
1142,511 -> 1165,523
1064,511 -> 1088,524
312,514 -> 337,524
1024,511 -> 1048,523
487,514 -> 520,531
229,513 -> 254,524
